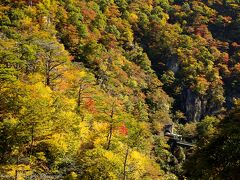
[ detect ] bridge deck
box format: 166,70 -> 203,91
176,141 -> 195,147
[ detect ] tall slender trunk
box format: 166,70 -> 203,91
45,54 -> 52,87
46,74 -> 50,86
15,169 -> 18,180
15,155 -> 19,180
30,123 -> 34,156
123,147 -> 129,180
106,103 -> 115,150
106,123 -> 113,150
77,85 -> 82,113
45,59 -> 51,86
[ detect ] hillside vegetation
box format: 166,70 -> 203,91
0,0 -> 240,179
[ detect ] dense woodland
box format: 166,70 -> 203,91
0,0 -> 240,179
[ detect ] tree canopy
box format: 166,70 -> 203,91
1,0 -> 240,179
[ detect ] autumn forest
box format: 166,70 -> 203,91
0,0 -> 240,179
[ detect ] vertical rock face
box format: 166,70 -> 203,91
184,89 -> 203,121
182,89 -> 221,122
166,57 -> 179,73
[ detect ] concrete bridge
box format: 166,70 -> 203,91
164,124 -> 195,147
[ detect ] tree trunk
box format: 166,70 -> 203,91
15,155 -> 19,180
123,147 -> 129,180
106,103 -> 115,150
45,56 -> 51,87
106,123 -> 113,150
30,123 -> 34,156
77,84 -> 82,113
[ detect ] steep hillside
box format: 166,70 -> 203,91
0,0 -> 174,179
0,0 -> 240,179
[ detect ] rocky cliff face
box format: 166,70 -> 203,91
181,88 -> 224,122
166,57 -> 179,74
184,89 -> 206,121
